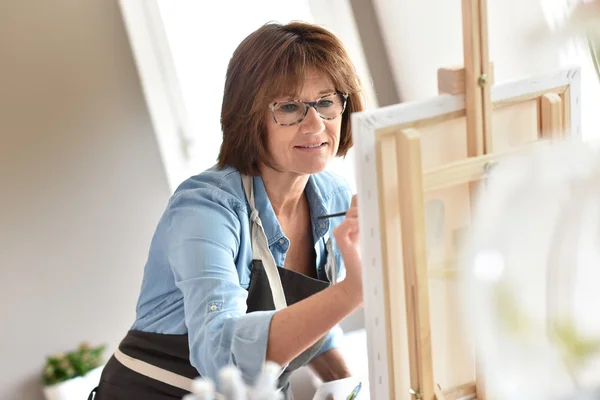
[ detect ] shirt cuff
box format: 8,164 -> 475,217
313,324 -> 343,360
231,310 -> 288,385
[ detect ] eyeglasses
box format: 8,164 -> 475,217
269,92 -> 349,126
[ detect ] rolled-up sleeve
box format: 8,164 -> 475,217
166,189 -> 274,385
313,324 -> 343,359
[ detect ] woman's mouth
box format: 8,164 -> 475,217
295,142 -> 327,152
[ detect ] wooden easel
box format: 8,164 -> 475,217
351,0 -> 581,399
414,1 -> 492,398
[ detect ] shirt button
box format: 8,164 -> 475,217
279,239 -> 285,244
319,223 -> 325,229
209,304 -> 217,312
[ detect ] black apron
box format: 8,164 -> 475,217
89,175 -> 338,399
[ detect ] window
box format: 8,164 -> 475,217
119,0 -> 376,192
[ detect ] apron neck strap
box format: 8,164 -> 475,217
240,174 -> 287,310
241,175 -> 256,213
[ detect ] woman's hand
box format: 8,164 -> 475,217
333,195 -> 363,305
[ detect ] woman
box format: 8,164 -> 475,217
91,20 -> 365,399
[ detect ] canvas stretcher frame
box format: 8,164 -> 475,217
351,65 -> 581,400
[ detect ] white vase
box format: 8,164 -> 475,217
43,366 -> 103,400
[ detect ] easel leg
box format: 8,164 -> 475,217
397,128 -> 435,400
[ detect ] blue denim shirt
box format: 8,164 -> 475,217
131,165 -> 352,385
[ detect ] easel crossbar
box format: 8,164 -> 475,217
422,140 -> 549,192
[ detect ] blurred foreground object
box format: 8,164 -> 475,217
183,361 -> 282,400
540,0 -> 600,79
462,137 -> 600,399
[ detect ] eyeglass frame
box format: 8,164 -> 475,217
268,91 -> 349,127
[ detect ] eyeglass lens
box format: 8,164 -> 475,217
272,93 -> 346,126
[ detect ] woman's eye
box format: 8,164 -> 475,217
280,103 -> 300,112
317,100 -> 334,108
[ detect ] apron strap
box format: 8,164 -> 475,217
324,237 -> 339,284
113,349 -> 225,399
241,175 -> 288,310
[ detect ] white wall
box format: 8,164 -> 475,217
373,0 -> 562,101
0,1 -> 171,399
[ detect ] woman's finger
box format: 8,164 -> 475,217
345,207 -> 358,219
334,220 -> 359,242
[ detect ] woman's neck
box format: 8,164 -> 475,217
259,166 -> 309,218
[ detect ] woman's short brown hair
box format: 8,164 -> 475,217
217,21 -> 365,176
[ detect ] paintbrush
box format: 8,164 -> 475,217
316,211 -> 347,220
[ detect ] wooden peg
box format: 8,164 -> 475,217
437,63 -> 494,95
540,93 -> 564,139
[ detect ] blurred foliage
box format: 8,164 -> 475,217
553,322 -> 600,367
43,342 -> 105,386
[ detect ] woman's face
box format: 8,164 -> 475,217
263,70 -> 343,177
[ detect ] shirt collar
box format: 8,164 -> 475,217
306,175 -> 330,239
252,175 -> 331,246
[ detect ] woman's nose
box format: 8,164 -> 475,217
301,106 -> 325,134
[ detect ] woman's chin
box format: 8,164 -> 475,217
265,157 -> 333,176
296,160 -> 330,175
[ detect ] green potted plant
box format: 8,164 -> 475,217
42,342 -> 105,400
